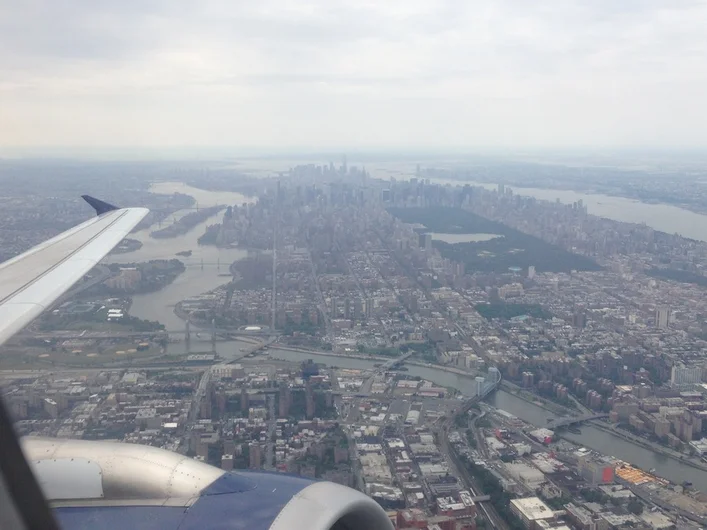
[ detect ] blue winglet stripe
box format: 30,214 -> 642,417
81,195 -> 119,216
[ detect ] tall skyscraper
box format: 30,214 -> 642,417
655,306 -> 670,329
527,265 -> 536,280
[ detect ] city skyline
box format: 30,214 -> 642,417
5,157 -> 707,528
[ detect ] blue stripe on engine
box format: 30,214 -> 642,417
180,471 -> 314,530
54,471 -> 315,530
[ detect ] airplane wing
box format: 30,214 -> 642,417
0,197 -> 393,530
0,197 -> 148,530
0,196 -> 148,344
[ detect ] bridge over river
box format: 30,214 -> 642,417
547,413 -> 609,428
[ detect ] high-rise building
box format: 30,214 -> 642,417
305,381 -> 316,419
527,265 -> 536,280
353,298 -> 363,321
572,309 -> 587,329
365,298 -> 374,319
221,454 -> 234,471
475,377 -> 486,397
522,372 -> 534,388
418,232 -> 433,251
425,233 -> 432,251
670,364 -> 702,387
655,306 -> 670,329
279,381 -> 291,418
223,439 -> 236,458
240,388 -> 249,411
249,442 -> 261,469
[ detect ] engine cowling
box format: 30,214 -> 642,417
270,481 -> 393,530
22,437 -> 393,530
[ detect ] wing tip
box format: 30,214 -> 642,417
82,195 -> 119,216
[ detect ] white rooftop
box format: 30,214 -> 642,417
510,497 -> 554,521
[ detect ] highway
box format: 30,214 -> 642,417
437,414 -> 508,530
308,249 -> 332,339
190,369 -> 211,424
264,395 -> 277,470
431,394 -> 508,530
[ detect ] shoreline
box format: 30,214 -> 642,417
437,177 -> 707,219
498,381 -> 574,416
587,420 -> 707,473
268,345 -> 486,380
501,382 -> 707,474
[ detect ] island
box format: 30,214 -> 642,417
150,205 -> 223,239
109,238 -> 143,255
176,250 -> 192,257
86,259 -> 186,295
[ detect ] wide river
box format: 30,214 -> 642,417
108,182 -> 254,331
118,181 -> 707,490
431,178 -> 707,242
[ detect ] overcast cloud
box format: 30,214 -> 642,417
1,0 -> 707,150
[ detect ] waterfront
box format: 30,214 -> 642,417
108,182 -> 253,330
431,178 -> 707,242
253,347 -> 707,491
429,232 -> 503,244
120,181 -> 707,490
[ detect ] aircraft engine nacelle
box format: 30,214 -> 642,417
22,437 -> 393,530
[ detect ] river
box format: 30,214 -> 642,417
107,182 -> 254,330
115,181 -> 707,490
430,178 -> 707,242
253,347 -> 707,491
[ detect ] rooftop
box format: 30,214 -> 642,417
510,497 -> 555,521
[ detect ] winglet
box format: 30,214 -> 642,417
82,195 -> 119,216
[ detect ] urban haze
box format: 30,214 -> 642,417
3,2 -> 707,530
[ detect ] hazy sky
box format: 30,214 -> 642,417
2,0 -> 707,150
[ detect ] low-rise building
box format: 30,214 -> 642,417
510,497 -> 555,529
